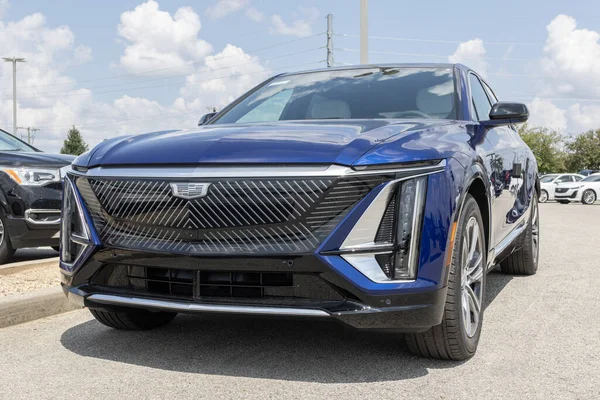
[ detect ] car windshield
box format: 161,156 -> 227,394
581,175 -> 600,182
212,67 -> 457,124
540,175 -> 559,183
0,130 -> 36,152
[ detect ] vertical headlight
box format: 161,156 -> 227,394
340,176 -> 427,282
60,176 -> 92,272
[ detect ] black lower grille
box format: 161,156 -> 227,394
92,265 -> 344,302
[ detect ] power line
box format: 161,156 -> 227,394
12,47 -> 324,99
334,47 -> 542,62
13,59 -> 326,101
1,33 -> 326,91
35,60 -> 326,130
335,33 -> 543,46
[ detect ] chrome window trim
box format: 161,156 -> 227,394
341,253 -> 415,284
69,160 -> 446,179
86,294 -> 330,317
24,209 -> 61,225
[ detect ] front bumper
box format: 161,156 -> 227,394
4,214 -> 60,248
554,190 -> 579,200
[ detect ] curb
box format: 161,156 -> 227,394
0,286 -> 82,329
0,257 -> 59,276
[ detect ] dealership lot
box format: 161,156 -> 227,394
0,203 -> 598,399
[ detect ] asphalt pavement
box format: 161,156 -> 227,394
0,202 -> 598,399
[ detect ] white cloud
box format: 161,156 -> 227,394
0,4 -> 272,153
117,0 -> 212,75
541,15 -> 600,97
205,0 -> 249,19
567,103 -> 600,132
270,6 -> 320,37
526,98 -> 568,132
448,39 -> 488,77
246,7 -> 264,22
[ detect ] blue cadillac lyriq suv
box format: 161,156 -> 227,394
60,64 -> 540,360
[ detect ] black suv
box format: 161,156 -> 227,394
0,129 -> 74,264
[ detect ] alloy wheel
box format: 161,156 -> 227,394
583,190 -> 596,205
531,197 -> 539,265
539,190 -> 548,203
460,217 -> 484,338
0,217 -> 4,248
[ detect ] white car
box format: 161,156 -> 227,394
554,174 -> 600,204
539,173 -> 584,203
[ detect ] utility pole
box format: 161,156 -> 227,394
359,0 -> 368,64
17,126 -> 39,145
326,14 -> 334,67
2,57 -> 26,136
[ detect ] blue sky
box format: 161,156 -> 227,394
1,0 -> 600,152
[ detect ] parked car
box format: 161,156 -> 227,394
555,173 -> 600,204
60,64 -> 539,360
0,129 -> 74,264
578,169 -> 599,177
538,173 -> 584,202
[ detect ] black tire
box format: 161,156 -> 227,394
405,194 -> 486,361
90,308 -> 177,330
538,189 -> 548,203
500,195 -> 539,275
0,212 -> 16,265
581,189 -> 596,205
51,246 -> 60,253
557,200 -> 570,204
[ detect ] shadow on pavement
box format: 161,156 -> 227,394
60,271 -> 514,383
10,247 -> 58,263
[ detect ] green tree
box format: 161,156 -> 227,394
518,124 -> 566,173
60,126 -> 89,156
565,129 -> 600,172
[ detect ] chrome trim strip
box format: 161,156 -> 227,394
406,177 -> 427,275
490,220 -> 527,268
86,294 -> 331,317
341,253 -> 416,283
70,160 -> 447,179
24,209 -> 61,225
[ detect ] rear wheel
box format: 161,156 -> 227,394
582,189 -> 596,205
500,195 -> 539,275
90,308 -> 177,330
0,213 -> 16,265
405,195 -> 486,360
538,189 -> 548,203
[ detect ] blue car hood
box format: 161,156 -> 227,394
81,120 -> 456,168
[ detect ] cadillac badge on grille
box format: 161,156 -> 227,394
170,182 -> 211,199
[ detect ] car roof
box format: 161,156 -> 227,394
278,63 -> 468,77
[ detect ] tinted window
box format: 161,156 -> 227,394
573,176 -> 583,182
540,175 -> 559,183
213,68 -> 457,124
556,175 -> 572,183
469,74 -> 492,121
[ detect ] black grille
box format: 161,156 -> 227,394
375,196 -> 396,243
92,265 -> 344,301
75,174 -> 391,255
555,188 -> 568,193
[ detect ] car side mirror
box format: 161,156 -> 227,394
198,112 -> 217,126
483,102 -> 529,126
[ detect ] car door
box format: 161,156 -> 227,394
469,73 -> 520,247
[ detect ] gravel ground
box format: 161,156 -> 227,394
0,202 -> 598,399
0,266 -> 61,297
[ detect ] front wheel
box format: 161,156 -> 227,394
538,189 -> 548,203
0,213 -> 16,265
500,195 -> 539,275
582,189 -> 596,205
90,308 -> 177,330
405,194 -> 486,360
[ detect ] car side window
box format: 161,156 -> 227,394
556,176 -> 571,183
573,176 -> 583,182
469,74 -> 492,121
482,81 -> 499,104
